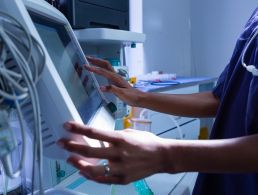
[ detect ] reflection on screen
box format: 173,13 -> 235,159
33,21 -> 102,124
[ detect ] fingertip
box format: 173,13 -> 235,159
67,157 -> 74,165
100,86 -> 107,91
57,140 -> 65,148
86,56 -> 94,60
108,85 -> 120,93
84,65 -> 94,70
64,122 -> 73,131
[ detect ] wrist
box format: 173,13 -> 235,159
159,139 -> 182,173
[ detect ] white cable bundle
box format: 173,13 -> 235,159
0,11 -> 45,194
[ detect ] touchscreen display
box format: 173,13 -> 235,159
31,16 -> 103,124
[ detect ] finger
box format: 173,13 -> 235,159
79,165 -> 123,181
85,65 -> 117,80
86,57 -> 115,72
67,156 -> 107,178
85,65 -> 129,88
67,155 -> 92,170
68,158 -> 112,178
100,85 -> 123,95
63,121 -> 123,143
58,139 -> 118,159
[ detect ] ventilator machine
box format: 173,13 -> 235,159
0,0 -> 115,194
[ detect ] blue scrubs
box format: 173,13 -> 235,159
193,8 -> 258,195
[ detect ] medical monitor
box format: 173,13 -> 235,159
31,14 -> 103,124
27,0 -> 115,159
0,0 -> 115,159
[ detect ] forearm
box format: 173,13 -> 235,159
161,134 -> 258,173
136,91 -> 219,118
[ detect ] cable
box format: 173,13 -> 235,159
139,109 -> 184,139
0,11 -> 45,195
241,28 -> 258,76
168,172 -> 187,195
1,85 -> 27,180
168,116 -> 183,140
0,161 -> 8,195
0,11 -> 33,68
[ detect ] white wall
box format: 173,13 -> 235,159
134,1 -> 257,77
128,0 -> 145,77
142,0 -> 192,76
191,0 -> 258,77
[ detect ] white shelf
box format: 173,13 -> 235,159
74,28 -> 146,44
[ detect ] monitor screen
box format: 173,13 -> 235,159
30,14 -> 103,124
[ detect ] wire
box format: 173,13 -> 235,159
0,11 -> 33,68
0,161 -> 8,195
139,109 -> 184,139
168,172 -> 187,195
168,116 -> 183,140
0,10 -> 45,195
241,28 -> 258,68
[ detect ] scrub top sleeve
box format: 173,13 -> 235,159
245,7 -> 258,28
212,65 -> 229,98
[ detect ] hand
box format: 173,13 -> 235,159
86,57 -> 144,107
58,121 -> 166,184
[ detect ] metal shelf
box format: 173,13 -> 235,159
74,28 -> 146,44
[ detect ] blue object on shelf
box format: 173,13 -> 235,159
66,177 -> 87,190
134,179 -> 154,195
150,80 -> 180,86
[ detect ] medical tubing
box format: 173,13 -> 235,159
31,36 -> 46,82
4,30 -> 39,81
168,172 -> 187,195
0,30 -> 27,179
0,11 -> 33,68
0,68 -> 28,93
241,28 -> 258,68
0,162 -> 8,195
139,109 -> 184,140
0,29 -> 29,100
5,29 -> 46,82
13,36 -> 43,195
0,12 -> 45,195
168,116 -> 183,140
11,84 -> 27,179
139,108 -> 149,120
0,68 -> 23,80
1,84 -> 28,179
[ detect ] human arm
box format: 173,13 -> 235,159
137,91 -> 219,118
163,134 -> 258,173
86,57 -> 219,118
58,122 -> 258,184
